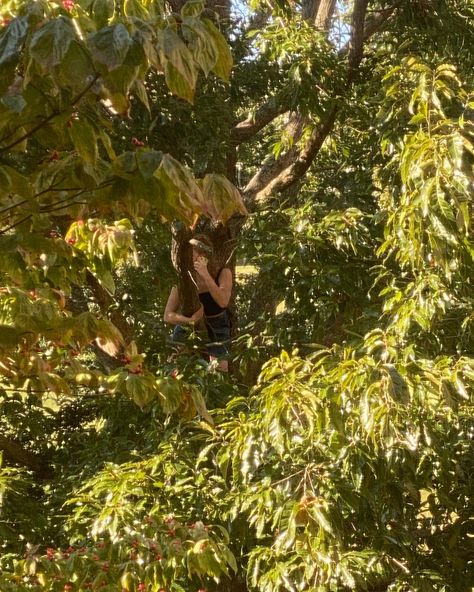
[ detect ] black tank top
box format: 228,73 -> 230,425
199,292 -> 225,316
198,270 -> 226,316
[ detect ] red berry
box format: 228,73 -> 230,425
67,237 -> 76,245
62,0 -> 75,10
131,137 -> 145,147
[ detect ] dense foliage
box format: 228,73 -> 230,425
0,0 -> 473,591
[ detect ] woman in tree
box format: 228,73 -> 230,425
164,234 -> 232,371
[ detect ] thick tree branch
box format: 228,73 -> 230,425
303,0 -> 337,30
243,105 -> 338,203
363,0 -> 403,40
348,0 -> 370,78
242,0 -> 400,205
230,97 -> 289,146
229,0 -> 338,149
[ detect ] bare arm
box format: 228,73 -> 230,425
164,286 -> 203,325
193,264 -> 233,309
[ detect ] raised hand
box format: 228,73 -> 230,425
193,256 -> 209,277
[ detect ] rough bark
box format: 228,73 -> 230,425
348,0 -> 370,80
243,107 -> 338,204
303,0 -> 336,29
230,98 -> 290,147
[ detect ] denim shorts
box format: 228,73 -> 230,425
170,310 -> 231,359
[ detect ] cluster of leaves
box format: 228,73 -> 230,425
0,418 -> 238,591
0,0 -> 245,403
216,344 -> 474,591
375,57 -> 474,354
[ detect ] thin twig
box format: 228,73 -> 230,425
0,73 -> 101,153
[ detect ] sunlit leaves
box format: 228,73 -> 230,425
376,57 -> 474,342
200,173 -> 248,223
216,344 -> 474,591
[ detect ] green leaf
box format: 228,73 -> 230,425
124,0 -> 149,19
201,19 -> 232,80
181,0 -> 205,17
136,150 -> 163,179
0,325 -> 20,349
0,164 -> 32,199
102,63 -> 139,115
55,40 -> 96,91
88,24 -> 131,71
156,28 -> 197,102
158,154 -> 203,207
30,17 -> 76,70
125,374 -> 156,409
0,16 -> 28,67
200,173 -> 247,223
189,385 -> 214,425
92,0 -> 115,28
182,16 -> 218,76
133,78 -> 150,112
1,94 -> 26,113
68,118 -> 98,166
